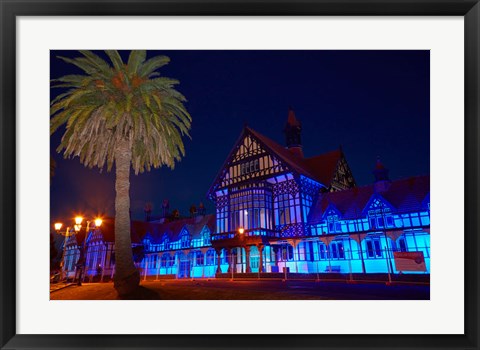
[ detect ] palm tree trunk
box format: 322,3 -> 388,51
113,138 -> 140,296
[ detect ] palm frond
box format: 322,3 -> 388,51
51,49 -> 192,174
138,55 -> 170,78
105,50 -> 124,71
127,50 -> 146,75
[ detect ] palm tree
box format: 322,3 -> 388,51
50,50 -> 191,296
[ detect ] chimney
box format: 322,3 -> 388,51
283,107 -> 304,158
373,157 -> 391,193
161,199 -> 170,218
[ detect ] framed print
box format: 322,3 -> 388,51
1,1 -> 479,349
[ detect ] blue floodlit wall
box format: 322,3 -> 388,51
62,195 -> 430,279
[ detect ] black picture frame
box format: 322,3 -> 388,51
1,1 -> 479,349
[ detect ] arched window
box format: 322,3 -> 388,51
281,244 -> 294,261
365,236 -> 383,258
161,254 -> 170,267
305,241 -> 315,261
196,251 -> 204,266
206,250 -> 215,265
318,242 -> 328,260
231,248 -> 238,264
329,241 -> 345,259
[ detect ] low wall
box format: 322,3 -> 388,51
215,272 -> 430,284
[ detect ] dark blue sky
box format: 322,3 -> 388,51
50,50 -> 429,221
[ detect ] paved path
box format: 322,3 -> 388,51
50,279 -> 429,300
50,282 -> 74,293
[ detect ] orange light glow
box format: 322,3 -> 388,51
74,224 -> 81,232
75,216 -> 83,225
94,218 -> 103,227
54,222 -> 63,231
238,227 -> 245,234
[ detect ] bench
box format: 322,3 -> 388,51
325,266 -> 341,273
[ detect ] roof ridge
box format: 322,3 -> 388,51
325,174 -> 430,195
304,148 -> 341,161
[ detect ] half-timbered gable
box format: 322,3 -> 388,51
330,154 -> 356,191
208,128 -> 292,194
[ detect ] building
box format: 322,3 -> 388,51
59,110 -> 430,281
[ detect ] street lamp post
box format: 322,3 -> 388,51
54,216 -> 102,286
232,227 -> 245,281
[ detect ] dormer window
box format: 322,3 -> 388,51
324,208 -> 342,233
180,231 -> 190,248
327,215 -> 341,233
143,238 -> 151,251
367,198 -> 394,229
161,235 -> 169,251
202,227 -> 211,245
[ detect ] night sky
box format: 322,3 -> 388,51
50,50 -> 429,222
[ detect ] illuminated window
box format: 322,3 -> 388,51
419,211 -> 430,226
230,187 -> 273,230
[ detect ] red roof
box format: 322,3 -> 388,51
76,217 -> 142,244
304,150 -> 343,186
308,175 -> 430,223
131,214 -> 216,243
65,215 -> 216,246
